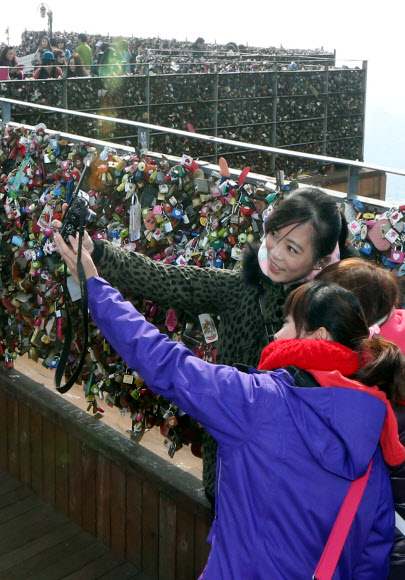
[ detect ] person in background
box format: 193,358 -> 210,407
75,33 -> 93,72
53,49 -> 67,71
317,257 -> 405,580
117,39 -> 131,74
57,37 -> 71,60
99,46 -> 118,77
55,231 -> 405,580
49,37 -> 58,51
191,37 -> 205,57
31,36 -> 52,66
64,53 -> 89,78
52,186 -> 352,512
33,51 -> 62,79
0,46 -> 24,79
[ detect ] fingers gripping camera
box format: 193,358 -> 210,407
59,190 -> 96,242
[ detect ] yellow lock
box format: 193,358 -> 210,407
134,375 -> 144,388
200,217 -> 208,227
363,213 -> 375,219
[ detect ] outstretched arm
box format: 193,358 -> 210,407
54,233 -> 270,446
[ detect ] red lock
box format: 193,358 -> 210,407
163,202 -> 172,213
240,205 -> 255,216
200,204 -> 211,217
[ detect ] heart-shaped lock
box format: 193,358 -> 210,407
366,219 -> 391,251
390,247 -> 405,264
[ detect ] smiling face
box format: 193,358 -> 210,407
265,222 -> 316,283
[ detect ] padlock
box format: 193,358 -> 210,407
360,241 -> 372,255
390,246 -> 405,264
231,245 -> 243,260
385,228 -> 399,244
171,207 -> 184,220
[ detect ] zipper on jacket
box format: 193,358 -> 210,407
215,456 -> 222,520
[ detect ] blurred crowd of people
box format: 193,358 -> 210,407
0,30 -> 337,81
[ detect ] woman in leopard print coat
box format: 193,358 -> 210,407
61,187 -> 349,508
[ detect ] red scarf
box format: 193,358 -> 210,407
258,339 -> 405,466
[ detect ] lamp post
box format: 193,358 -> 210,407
38,3 -> 53,39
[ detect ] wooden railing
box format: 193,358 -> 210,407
0,369 -> 211,580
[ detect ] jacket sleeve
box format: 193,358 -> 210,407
352,464 -> 394,579
87,276 -> 270,447
92,240 -> 242,315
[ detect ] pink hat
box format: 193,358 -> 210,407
379,309 -> 405,354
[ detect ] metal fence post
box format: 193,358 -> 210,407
360,61 -> 368,162
213,64 -> 218,164
348,166 -> 360,198
271,64 -> 278,173
62,78 -> 68,133
142,64 -> 150,150
1,100 -> 11,123
322,64 -> 329,156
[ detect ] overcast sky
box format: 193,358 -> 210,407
2,0 -> 405,199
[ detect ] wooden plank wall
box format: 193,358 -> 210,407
0,382 -> 211,580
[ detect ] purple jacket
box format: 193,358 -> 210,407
88,277 -> 394,580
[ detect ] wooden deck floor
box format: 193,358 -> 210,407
0,470 -> 146,580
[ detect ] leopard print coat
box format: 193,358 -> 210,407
92,241 -> 289,502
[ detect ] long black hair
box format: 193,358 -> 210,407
284,280 -> 405,402
264,187 -> 348,262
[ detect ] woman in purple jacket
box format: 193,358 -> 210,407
55,233 -> 405,580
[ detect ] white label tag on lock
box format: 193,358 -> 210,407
385,228 -> 399,244
348,220 -> 362,236
198,313 -> 218,344
389,210 -> 403,225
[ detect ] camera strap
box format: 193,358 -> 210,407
54,210 -> 89,393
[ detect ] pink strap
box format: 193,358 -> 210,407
313,459 -> 373,580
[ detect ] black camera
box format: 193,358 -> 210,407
59,161 -> 96,242
59,190 -> 96,242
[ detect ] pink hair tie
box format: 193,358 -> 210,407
368,324 -> 381,339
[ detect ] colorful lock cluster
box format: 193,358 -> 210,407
0,121 -> 403,459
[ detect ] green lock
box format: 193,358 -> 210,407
112,213 -> 122,222
211,239 -> 225,250
141,207 -> 150,218
265,193 -> 277,203
238,233 -> 248,244
27,240 -> 35,249
120,228 -> 129,238
218,227 -> 229,238
9,190 -> 19,199
208,230 -> 219,242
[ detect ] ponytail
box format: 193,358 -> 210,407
353,337 -> 405,403
285,280 -> 405,402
